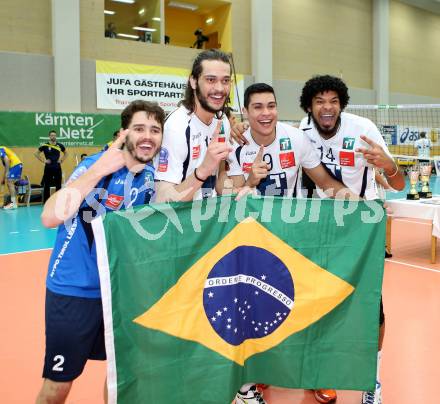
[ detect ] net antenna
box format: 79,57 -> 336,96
228,52 -> 243,121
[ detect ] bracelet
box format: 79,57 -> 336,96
386,162 -> 399,178
194,167 -> 206,182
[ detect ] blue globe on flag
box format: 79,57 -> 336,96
203,246 -> 295,346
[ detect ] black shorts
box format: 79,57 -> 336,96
379,295 -> 385,326
43,289 -> 106,382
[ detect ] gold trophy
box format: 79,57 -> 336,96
406,166 -> 420,200
419,163 -> 432,198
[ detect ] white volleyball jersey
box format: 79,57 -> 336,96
228,122 -> 320,197
155,105 -> 230,200
299,112 -> 392,200
414,138 -> 431,159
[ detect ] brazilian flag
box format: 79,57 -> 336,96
93,196 -> 385,403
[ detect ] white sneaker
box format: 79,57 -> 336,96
235,384 -> 266,404
361,381 -> 382,404
3,203 -> 17,210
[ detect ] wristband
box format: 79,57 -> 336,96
386,163 -> 399,178
194,167 -> 206,182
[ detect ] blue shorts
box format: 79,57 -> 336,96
7,164 -> 22,180
43,289 -> 106,382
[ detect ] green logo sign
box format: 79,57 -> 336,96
0,111 -> 120,147
342,137 -> 355,150
279,138 -> 292,151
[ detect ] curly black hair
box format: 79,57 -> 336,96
299,75 -> 350,113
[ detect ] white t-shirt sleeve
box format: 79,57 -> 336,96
227,143 -> 243,177
296,131 -> 321,169
154,120 -> 188,184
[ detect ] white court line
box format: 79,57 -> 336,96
9,231 -> 19,234
391,218 -> 431,226
0,248 -> 52,257
29,229 -> 40,232
386,259 -> 440,274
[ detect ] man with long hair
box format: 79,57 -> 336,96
155,49 -> 232,202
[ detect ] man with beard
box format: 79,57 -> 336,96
223,83 -> 356,404
155,49 -> 232,202
224,83 -> 355,199
36,100 -> 165,403
299,75 -> 404,404
35,130 -> 68,203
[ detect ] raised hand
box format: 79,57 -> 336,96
197,121 -> 233,180
246,144 -> 269,187
356,135 -> 396,174
230,120 -> 249,146
93,129 -> 128,177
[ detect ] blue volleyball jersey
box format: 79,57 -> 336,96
46,152 -> 155,298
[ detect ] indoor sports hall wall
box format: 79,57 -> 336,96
390,0 -> 440,99
273,0 -> 373,89
0,0 -> 439,119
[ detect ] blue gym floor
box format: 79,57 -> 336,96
1,176 -> 439,255
0,205 -> 57,254
1,177 -> 440,404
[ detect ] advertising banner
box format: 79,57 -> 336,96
96,60 -> 244,113
0,111 -> 119,147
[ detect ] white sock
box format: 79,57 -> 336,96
239,383 -> 256,393
11,196 -> 16,204
376,350 -> 382,383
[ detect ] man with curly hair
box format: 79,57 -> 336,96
299,75 -> 404,404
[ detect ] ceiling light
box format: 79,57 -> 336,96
112,0 -> 135,4
117,33 -> 139,39
206,17 -> 213,24
152,17 -> 161,21
133,26 -> 157,32
168,1 -> 198,11
104,10 -> 116,15
138,8 -> 145,15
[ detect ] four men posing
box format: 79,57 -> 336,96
34,48 -> 404,404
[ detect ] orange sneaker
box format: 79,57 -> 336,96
314,389 -> 337,403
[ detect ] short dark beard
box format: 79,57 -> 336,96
195,82 -> 225,114
311,114 -> 341,139
125,135 -> 150,164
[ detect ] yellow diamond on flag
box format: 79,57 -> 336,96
134,218 -> 354,365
